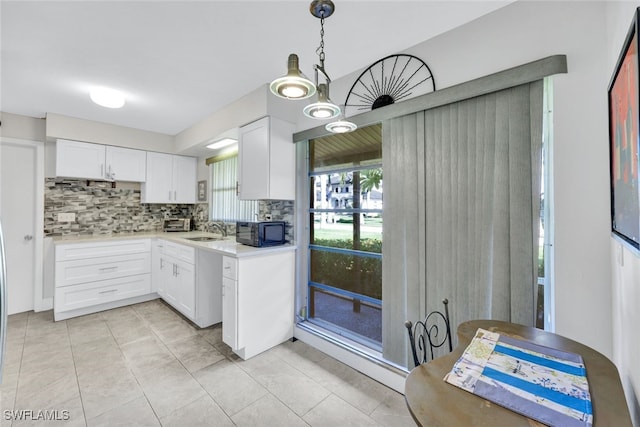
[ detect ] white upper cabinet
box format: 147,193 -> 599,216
141,152 -> 196,204
172,154 -> 198,204
55,139 -> 105,180
238,116 -> 295,200
52,139 -> 146,182
105,146 -> 146,182
142,152 -> 173,202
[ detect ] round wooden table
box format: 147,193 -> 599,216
404,320 -> 632,426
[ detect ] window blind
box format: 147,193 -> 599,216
382,81 -> 544,368
209,156 -> 258,222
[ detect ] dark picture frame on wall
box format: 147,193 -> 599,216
609,7 -> 640,250
197,180 -> 207,202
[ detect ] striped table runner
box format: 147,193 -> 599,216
444,328 -> 592,427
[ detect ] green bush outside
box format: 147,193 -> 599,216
310,237 -> 382,300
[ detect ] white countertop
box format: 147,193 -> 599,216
49,231 -> 297,258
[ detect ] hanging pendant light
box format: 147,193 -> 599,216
305,0 -> 340,120
270,0 -> 341,119
269,54 -> 316,100
326,117 -> 357,133
303,83 -> 341,119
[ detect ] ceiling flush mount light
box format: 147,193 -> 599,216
89,86 -> 125,109
206,138 -> 237,150
270,0 -> 341,120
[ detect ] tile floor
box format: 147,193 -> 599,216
0,299 -> 414,426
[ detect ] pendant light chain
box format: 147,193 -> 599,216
317,14 -> 326,68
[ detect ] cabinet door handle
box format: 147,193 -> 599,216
99,289 -> 118,295
101,164 -> 104,178
236,181 -> 239,196
160,258 -> 164,269
98,266 -> 118,273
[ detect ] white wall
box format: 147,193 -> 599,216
45,113 -> 174,152
174,86 -> 268,154
607,2 -> 640,424
611,239 -> 640,424
0,112 -> 46,142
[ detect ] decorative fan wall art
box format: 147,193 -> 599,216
343,54 -> 435,118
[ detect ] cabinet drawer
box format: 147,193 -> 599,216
56,239 -> 150,261
160,240 -> 195,264
54,274 -> 151,313
56,252 -> 151,287
222,256 -> 237,280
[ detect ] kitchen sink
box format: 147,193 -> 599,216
184,236 -> 222,242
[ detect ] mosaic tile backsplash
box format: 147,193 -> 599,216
44,178 -> 295,241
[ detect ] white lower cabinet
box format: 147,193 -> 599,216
55,252 -> 151,287
222,276 -> 237,349
55,274 -> 151,313
53,236 -> 288,340
157,240 -> 195,319
222,250 -> 295,360
166,257 -> 195,319
151,239 -> 163,294
195,250 -> 222,329
54,239 -> 153,320
155,239 -> 221,327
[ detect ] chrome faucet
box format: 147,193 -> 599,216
209,222 -> 227,237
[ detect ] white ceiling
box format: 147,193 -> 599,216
1,1 -> 513,136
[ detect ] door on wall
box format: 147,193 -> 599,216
0,139 -> 43,314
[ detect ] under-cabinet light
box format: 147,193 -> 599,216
206,138 -> 237,150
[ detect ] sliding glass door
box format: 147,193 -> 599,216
306,124 -> 383,349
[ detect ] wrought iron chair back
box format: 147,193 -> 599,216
404,298 -> 452,368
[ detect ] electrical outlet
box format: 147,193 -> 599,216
58,212 -> 76,222
265,214 -> 272,221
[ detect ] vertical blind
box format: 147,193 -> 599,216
209,156 -> 259,221
382,81 -> 544,368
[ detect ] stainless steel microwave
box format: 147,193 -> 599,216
236,221 -> 286,247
